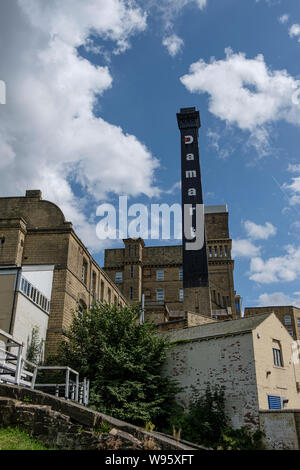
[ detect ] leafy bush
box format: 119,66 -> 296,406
54,302 -> 180,425
163,384 -> 265,450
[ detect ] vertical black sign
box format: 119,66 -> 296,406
177,107 -> 209,288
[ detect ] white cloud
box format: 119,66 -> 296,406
180,48 -> 300,155
148,0 -> 206,32
0,0 -> 161,253
289,23 -> 300,41
258,291 -> 300,308
283,177 -> 300,206
162,34 -> 184,57
288,164 -> 300,173
250,245 -> 300,283
232,239 -> 261,258
279,14 -> 289,25
164,181 -> 181,194
243,220 -> 277,240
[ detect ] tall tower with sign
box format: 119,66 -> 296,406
177,107 -> 212,316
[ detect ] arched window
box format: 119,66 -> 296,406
78,299 -> 87,317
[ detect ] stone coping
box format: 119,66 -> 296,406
0,384 -> 206,450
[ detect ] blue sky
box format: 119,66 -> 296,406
1,0 -> 300,310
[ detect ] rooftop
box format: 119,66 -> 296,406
163,312 -> 273,342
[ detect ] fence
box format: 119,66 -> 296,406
35,367 -> 90,406
0,329 -> 89,406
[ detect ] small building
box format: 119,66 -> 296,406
244,306 -> 300,341
0,265 -> 54,359
162,313 -> 300,430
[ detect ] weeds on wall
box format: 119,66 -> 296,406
162,384 -> 265,450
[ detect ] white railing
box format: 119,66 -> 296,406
34,367 -> 90,406
0,328 -> 38,389
0,329 -> 90,406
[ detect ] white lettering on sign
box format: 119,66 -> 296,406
184,136 -> 193,145
188,188 -> 197,196
186,170 -> 197,178
186,153 -> 194,161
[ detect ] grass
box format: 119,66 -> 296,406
0,427 -> 50,451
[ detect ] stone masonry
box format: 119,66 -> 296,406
104,206 -> 237,322
0,191 -> 127,355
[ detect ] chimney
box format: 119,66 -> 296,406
25,190 -> 42,200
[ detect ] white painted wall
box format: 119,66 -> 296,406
22,265 -> 54,299
13,293 -> 49,359
162,332 -> 260,429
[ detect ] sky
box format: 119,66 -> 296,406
0,0 -> 300,310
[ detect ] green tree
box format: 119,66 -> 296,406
26,326 -> 44,365
56,302 -> 179,425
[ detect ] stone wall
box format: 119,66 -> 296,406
259,410 -> 300,450
245,305 -> 300,341
161,331 -> 260,429
0,384 -> 204,451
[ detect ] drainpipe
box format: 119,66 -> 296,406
9,266 -> 22,335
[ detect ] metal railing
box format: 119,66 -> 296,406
0,329 -> 89,406
34,367 -> 90,406
0,328 -> 38,389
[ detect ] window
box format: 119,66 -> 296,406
100,281 -> 105,302
212,217 -> 215,224
297,318 -> 300,327
107,288 -> 111,304
214,246 -> 218,257
156,270 -> 164,281
287,328 -> 294,337
224,246 -> 228,257
115,272 -> 123,283
208,246 -> 212,258
179,268 -> 183,281
179,288 -> 184,302
19,276 -> 50,313
222,296 -> 227,308
134,245 -> 137,256
129,287 -> 133,300
130,266 -> 134,278
92,272 -> 97,293
219,246 -> 223,257
284,315 -> 292,326
156,289 -> 164,302
273,345 -> 283,367
218,293 -> 221,306
268,395 -> 282,410
78,300 -> 87,317
82,259 -> 88,285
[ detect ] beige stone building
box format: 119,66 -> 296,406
245,306 -> 300,341
104,205 -> 238,323
162,313 -> 300,431
0,190 -> 127,355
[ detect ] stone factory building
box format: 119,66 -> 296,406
244,306 -> 300,341
104,205 -> 239,323
0,190 -> 127,356
162,313 -> 300,433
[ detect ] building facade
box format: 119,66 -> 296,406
245,306 -> 300,341
162,313 -> 300,431
104,205 -> 237,322
0,265 -> 54,359
0,190 -> 127,355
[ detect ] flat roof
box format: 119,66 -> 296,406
205,205 -> 228,214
